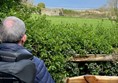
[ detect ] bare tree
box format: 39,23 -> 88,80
107,0 -> 118,22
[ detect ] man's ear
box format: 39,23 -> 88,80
21,34 -> 27,43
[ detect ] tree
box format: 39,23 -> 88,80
0,0 -> 21,12
37,2 -> 45,9
0,0 -> 33,20
107,0 -> 118,22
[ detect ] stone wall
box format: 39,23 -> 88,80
41,8 -> 63,16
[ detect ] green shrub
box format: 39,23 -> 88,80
24,15 -> 118,82
66,62 -> 118,77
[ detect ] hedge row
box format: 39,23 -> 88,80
25,15 -> 118,82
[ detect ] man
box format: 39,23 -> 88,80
0,16 -> 55,83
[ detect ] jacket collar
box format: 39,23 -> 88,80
0,43 -> 24,51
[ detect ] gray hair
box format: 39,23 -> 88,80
0,16 -> 26,43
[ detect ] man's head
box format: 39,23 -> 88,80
0,16 -> 27,45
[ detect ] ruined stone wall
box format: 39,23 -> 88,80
41,8 -> 63,16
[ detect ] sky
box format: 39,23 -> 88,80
34,0 -> 107,10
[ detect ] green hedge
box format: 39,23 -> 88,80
25,15 -> 118,82
66,61 -> 118,77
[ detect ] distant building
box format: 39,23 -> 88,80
41,8 -> 63,16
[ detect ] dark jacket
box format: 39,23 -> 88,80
0,43 -> 55,83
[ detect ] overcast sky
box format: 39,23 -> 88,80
34,0 -> 107,9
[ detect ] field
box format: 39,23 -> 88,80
46,16 -> 117,52
46,16 -> 113,28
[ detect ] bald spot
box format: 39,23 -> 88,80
3,20 -> 15,28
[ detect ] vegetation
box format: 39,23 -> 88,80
26,15 -> 118,82
107,0 -> 118,17
62,9 -> 79,17
37,2 -> 45,9
46,16 -> 112,27
1,0 -> 118,83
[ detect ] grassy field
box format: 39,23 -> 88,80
46,16 -> 113,28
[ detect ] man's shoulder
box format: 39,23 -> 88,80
32,56 -> 42,62
32,56 -> 45,66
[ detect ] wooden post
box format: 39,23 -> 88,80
84,75 -> 98,83
66,76 -> 87,83
66,75 -> 118,83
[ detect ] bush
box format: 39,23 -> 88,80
66,62 -> 118,77
24,15 -> 118,82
